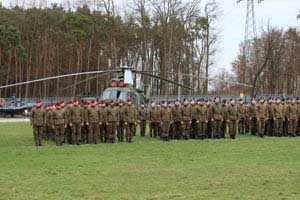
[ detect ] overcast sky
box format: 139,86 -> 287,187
1,0 -> 300,73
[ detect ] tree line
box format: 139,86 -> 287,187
0,0 -> 219,98
232,24 -> 300,97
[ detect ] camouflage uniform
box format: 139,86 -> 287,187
244,105 -> 251,134
161,106 -> 173,141
297,101 -> 300,136
237,104 -> 246,135
117,105 -> 126,142
106,105 -> 119,143
52,107 -> 66,146
266,102 -> 275,136
99,105 -> 107,142
45,108 -> 54,141
273,103 -> 284,136
190,104 -> 199,139
124,104 -> 137,143
287,102 -> 298,137
221,103 -> 228,138
182,104 -> 192,140
149,106 -> 161,138
64,106 -> 72,144
138,107 -> 147,137
248,103 -> 257,136
206,103 -> 213,138
30,106 -> 46,146
88,105 -> 100,144
171,104 -> 183,139
227,104 -> 238,139
210,103 -> 223,139
197,103 -> 207,139
282,102 -> 289,136
82,105 -> 89,143
70,105 -> 83,145
256,102 -> 267,137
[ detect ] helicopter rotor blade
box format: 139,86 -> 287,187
133,70 -> 192,90
139,70 -> 253,88
60,72 -> 114,91
0,69 -> 122,89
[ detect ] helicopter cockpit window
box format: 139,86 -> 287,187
102,90 -> 129,100
102,90 -> 117,99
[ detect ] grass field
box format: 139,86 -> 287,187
1,123 -> 300,200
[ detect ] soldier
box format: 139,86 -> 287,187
149,102 -> 161,138
273,98 -> 284,137
206,99 -> 213,138
156,102 -> 163,137
282,98 -> 289,136
197,99 -> 208,140
244,103 -> 251,134
124,98 -> 137,143
30,100 -> 46,146
137,103 -> 147,137
168,101 -> 175,139
210,97 -> 223,139
190,100 -> 199,139
161,101 -> 173,141
172,100 -> 183,140
88,100 -> 100,144
98,100 -> 107,143
148,102 -> 156,137
70,99 -> 83,145
287,98 -> 298,137
249,98 -> 257,136
182,99 -> 192,140
44,104 -> 53,141
106,100 -> 118,143
266,98 -> 275,136
117,100 -> 126,142
296,98 -> 300,136
64,101 -> 73,144
227,99 -> 238,139
221,100 -> 228,138
237,99 -> 246,135
81,101 -> 90,143
51,101 -> 66,146
256,97 -> 267,138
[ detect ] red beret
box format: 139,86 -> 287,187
36,99 -> 42,104
98,100 -> 105,104
127,98 -> 132,103
83,101 -> 89,106
91,100 -> 96,104
56,102 -> 61,107
118,99 -> 123,104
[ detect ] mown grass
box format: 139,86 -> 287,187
0,122 -> 300,200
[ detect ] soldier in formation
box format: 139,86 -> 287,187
31,96 -> 300,146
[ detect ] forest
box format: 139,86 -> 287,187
0,0 -> 219,98
0,0 -> 299,98
232,25 -> 300,97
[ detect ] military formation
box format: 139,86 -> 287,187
30,97 -> 300,146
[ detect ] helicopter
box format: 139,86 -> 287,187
0,66 -> 193,106
69,66 -> 193,105
0,65 -> 253,107
0,98 -> 33,117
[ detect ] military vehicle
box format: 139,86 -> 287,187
0,66 -> 252,107
0,66 -> 192,107
0,98 -> 33,117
